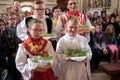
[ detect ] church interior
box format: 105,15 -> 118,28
0,0 -> 120,80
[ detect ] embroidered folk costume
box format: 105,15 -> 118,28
62,11 -> 87,27
16,35 -> 56,80
56,11 -> 92,41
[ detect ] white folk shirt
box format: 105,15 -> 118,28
56,11 -> 93,41
15,41 -> 57,80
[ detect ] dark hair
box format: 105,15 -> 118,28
96,16 -> 102,20
52,6 -> 61,13
94,22 -> 102,27
0,18 -> 6,25
65,0 -> 78,5
25,17 -> 34,28
101,11 -> 106,16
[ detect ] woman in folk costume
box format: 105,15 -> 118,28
56,0 -> 93,40
56,16 -> 92,80
15,19 -> 57,80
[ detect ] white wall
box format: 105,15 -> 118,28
0,0 -> 14,12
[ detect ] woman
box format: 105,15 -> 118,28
56,0 -> 92,41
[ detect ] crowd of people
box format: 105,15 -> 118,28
0,0 -> 120,80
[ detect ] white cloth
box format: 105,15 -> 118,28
17,18 -> 28,41
17,15 -> 48,41
56,34 -> 92,80
15,40 -> 57,80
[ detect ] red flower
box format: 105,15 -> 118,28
64,0 -> 68,5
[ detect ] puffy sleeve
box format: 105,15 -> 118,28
78,35 -> 92,61
17,19 -> 28,41
83,37 -> 92,60
15,44 -> 38,80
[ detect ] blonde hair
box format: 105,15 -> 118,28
28,18 -> 44,28
104,24 -> 115,36
66,15 -> 79,26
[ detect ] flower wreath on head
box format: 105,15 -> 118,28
64,0 -> 68,5
64,0 -> 78,5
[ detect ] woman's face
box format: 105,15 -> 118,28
53,8 -> 61,18
66,20 -> 78,37
28,23 -> 44,40
0,21 -> 5,30
67,0 -> 78,13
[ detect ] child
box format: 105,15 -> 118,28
89,23 -> 109,69
15,19 -> 56,80
56,15 -> 92,80
0,12 -> 22,80
103,24 -> 119,63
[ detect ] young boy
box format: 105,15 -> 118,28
56,15 -> 92,80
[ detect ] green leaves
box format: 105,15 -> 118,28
66,48 -> 86,57
42,33 -> 55,37
40,56 -> 53,60
32,56 -> 53,63
80,25 -> 88,28
32,57 -> 39,63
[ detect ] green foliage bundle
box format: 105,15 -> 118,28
32,56 -> 53,63
66,48 -> 86,57
42,33 -> 55,37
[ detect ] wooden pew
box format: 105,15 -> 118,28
100,63 -> 120,80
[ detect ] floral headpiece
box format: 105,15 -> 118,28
64,0 -> 78,5
64,0 -> 68,5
